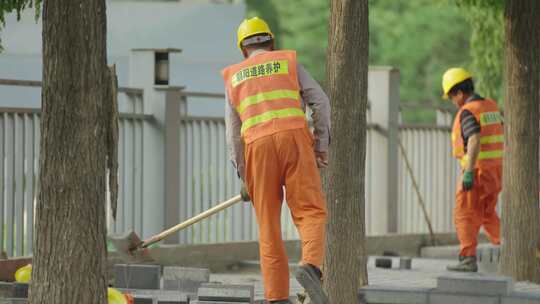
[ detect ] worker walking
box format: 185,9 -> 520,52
222,17 -> 330,303
442,68 -> 504,272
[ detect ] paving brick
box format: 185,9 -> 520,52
132,294 -> 154,304
189,300 -> 249,304
114,264 -> 161,289
501,291 -> 540,304
399,257 -> 412,270
197,284 -> 254,302
163,266 -> 210,281
119,289 -> 188,304
0,282 -> 14,298
0,299 -> 28,304
429,292 -> 499,304
12,283 -> 28,298
477,246 -> 500,275
436,274 -> 513,296
375,258 -> 392,269
156,293 -> 189,304
359,285 -> 430,304
201,282 -> 224,287
171,279 -> 202,294
163,267 -> 210,293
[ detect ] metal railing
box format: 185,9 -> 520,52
0,78 -> 466,255
0,111 -> 39,256
0,78 -> 150,256
176,92 -> 255,243
174,92 -> 397,241
397,125 -> 457,233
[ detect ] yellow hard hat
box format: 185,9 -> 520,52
237,17 -> 274,50
108,287 -> 128,304
15,264 -> 32,283
442,67 -> 472,99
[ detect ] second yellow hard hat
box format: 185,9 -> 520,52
15,264 -> 32,283
442,67 -> 472,99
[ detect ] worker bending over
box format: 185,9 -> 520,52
442,68 -> 504,272
222,17 -> 331,303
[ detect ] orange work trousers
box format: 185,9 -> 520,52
454,166 -> 502,257
244,127 -> 327,301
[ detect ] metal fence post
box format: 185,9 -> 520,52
436,109 -> 453,127
367,67 -> 400,234
163,89 -> 184,244
129,48 -> 182,240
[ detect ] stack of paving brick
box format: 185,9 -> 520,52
115,264 -> 212,303
114,264 -> 255,304
0,264 -> 257,304
359,273 -> 540,304
0,281 -> 29,303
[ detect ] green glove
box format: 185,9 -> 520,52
240,184 -> 251,202
462,170 -> 474,191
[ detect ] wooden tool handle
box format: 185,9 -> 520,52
141,195 -> 243,248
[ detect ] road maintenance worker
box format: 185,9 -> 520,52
222,17 -> 330,303
442,68 -> 504,272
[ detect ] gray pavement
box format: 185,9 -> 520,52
210,257 -> 540,301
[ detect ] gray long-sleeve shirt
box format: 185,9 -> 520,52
225,54 -> 331,180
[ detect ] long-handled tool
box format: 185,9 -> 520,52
398,139 -> 438,246
108,194 -> 244,261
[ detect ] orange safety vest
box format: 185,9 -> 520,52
451,99 -> 504,169
221,50 -> 306,144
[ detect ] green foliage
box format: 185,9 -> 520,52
455,0 -> 504,9
245,0 -> 329,84
0,0 -> 41,51
370,0 -> 471,121
454,0 -> 504,102
247,0 -> 471,122
0,0 -> 41,24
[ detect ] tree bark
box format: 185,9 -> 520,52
501,0 -> 540,283
323,0 -> 369,302
29,0 -> 110,303
108,65 -> 119,220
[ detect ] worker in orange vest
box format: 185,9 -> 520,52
442,68 -> 504,272
222,17 -> 330,303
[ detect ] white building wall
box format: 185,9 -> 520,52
0,0 -> 245,115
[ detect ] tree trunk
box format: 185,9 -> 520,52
29,0 -> 110,303
323,0 -> 369,302
501,0 -> 540,283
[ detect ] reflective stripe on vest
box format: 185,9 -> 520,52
237,89 -> 300,114
480,134 -> 504,144
460,150 -> 504,167
241,108 -> 305,134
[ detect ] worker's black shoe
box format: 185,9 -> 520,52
294,264 -> 330,304
447,256 -> 478,272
